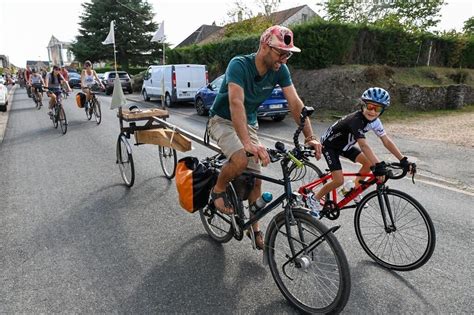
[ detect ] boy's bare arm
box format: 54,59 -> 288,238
380,135 -> 404,160
357,138 -> 380,165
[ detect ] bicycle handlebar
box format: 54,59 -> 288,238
385,162 -> 417,183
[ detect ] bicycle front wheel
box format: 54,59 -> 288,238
158,145 -> 177,179
266,209 -> 351,314
86,101 -> 92,120
53,106 -> 59,129
355,188 -> 436,271
93,98 -> 101,124
116,134 -> 135,187
58,106 -> 67,135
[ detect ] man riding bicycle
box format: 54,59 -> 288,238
207,25 -> 322,250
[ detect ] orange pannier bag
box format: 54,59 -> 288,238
75,92 -> 86,108
175,157 -> 216,213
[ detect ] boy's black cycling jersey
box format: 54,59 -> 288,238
320,110 -> 386,152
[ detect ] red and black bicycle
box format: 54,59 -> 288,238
290,158 -> 436,271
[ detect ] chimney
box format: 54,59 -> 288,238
237,10 -> 243,22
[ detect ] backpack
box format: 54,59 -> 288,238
175,157 -> 217,213
76,92 -> 86,108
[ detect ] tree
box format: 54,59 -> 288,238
71,0 -> 161,70
463,17 -> 474,36
319,0 -> 445,33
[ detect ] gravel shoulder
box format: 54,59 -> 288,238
385,112 -> 474,148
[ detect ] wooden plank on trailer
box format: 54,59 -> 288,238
118,108 -> 169,121
135,129 -> 192,152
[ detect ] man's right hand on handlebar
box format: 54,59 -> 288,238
244,142 -> 270,167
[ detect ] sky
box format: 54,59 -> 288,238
0,0 -> 472,67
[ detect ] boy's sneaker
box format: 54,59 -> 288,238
306,194 -> 321,218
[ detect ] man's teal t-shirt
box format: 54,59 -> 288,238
209,53 -> 292,126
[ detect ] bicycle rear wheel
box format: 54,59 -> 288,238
199,184 -> 236,243
93,98 -> 101,125
58,106 -> 67,135
158,145 -> 177,179
354,188 -> 436,271
266,209 -> 350,314
116,134 -> 135,187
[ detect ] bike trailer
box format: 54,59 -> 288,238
175,157 -> 216,213
75,92 -> 86,108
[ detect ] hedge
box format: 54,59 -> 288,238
167,20 -> 473,78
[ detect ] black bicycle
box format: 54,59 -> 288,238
46,88 -> 67,135
31,84 -> 43,110
199,107 -> 351,314
84,86 -> 102,125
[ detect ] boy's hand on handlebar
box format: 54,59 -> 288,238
305,139 -> 322,160
244,143 -> 270,167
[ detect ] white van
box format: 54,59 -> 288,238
141,64 -> 208,107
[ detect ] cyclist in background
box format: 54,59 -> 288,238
25,65 -> 32,97
80,60 -> 104,113
44,65 -> 71,115
29,68 -> 45,106
311,87 -> 414,212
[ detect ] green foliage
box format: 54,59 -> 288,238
320,0 -> 445,33
71,0 -> 164,70
168,20 -> 474,73
224,15 -> 272,39
463,17 -> 474,36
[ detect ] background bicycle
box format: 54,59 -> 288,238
83,86 -> 102,125
46,88 -> 67,135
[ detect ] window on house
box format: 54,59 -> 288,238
302,13 -> 307,22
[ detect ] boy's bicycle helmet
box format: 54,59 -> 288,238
361,87 -> 390,107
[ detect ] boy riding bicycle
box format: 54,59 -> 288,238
311,87 -> 414,212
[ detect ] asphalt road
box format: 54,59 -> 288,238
0,88 -> 472,313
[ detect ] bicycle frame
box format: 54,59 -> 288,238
298,171 -> 378,210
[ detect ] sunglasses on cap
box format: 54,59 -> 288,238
269,46 -> 293,60
364,102 -> 384,113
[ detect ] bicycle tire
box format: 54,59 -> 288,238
354,188 -> 436,271
92,98 -> 101,125
53,106 -> 59,129
266,209 -> 351,314
86,101 -> 92,120
158,145 -> 177,179
58,106 -> 67,135
199,184 -> 236,243
116,134 -> 135,187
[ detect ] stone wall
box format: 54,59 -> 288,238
291,66 -> 474,111
399,84 -> 473,110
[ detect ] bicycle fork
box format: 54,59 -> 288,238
376,185 -> 397,233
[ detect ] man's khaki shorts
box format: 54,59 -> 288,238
208,115 -> 261,172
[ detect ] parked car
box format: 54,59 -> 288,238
68,72 -> 82,89
141,64 -> 207,107
194,74 -> 289,121
103,71 -> 133,95
0,80 -> 8,112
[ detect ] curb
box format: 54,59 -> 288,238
0,84 -> 17,144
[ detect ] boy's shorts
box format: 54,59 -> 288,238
208,115 -> 261,172
323,146 -> 361,171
